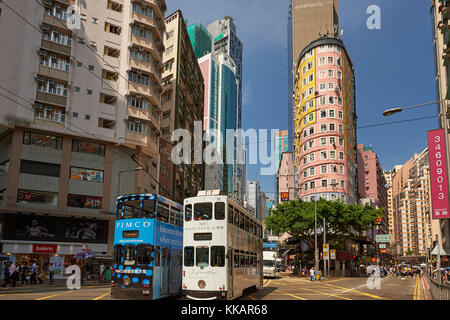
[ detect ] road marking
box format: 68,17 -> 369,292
93,292 -> 110,300
413,276 -> 418,300
288,285 -> 352,300
35,291 -> 73,300
421,277 -> 427,300
263,280 -> 272,287
319,282 -> 390,300
281,292 -> 307,300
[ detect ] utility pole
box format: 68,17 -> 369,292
314,193 -> 318,274
323,217 -> 326,278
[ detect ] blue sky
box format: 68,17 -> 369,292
166,0 -> 438,199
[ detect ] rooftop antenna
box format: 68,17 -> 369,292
340,29 -> 344,39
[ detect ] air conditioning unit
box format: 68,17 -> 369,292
135,119 -> 141,123
39,50 -> 47,56
137,70 -> 142,74
136,94 -> 142,98
43,0 -> 52,5
34,103 -> 43,109
50,54 -> 57,59
37,75 -> 45,82
53,29 -> 59,33
139,46 -> 144,51
142,1 -> 147,6
91,41 -> 97,47
45,106 -> 52,111
139,23 -> 145,28
41,24 -> 49,30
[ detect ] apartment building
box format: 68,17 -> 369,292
0,0 -> 166,273
430,0 -> 450,253
160,10 -> 205,204
277,152 -> 295,204
293,37 -> 357,204
384,166 -> 402,241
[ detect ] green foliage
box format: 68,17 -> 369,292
265,199 -> 383,249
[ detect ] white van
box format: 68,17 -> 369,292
263,251 -> 277,278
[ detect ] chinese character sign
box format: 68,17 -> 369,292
428,129 -> 450,219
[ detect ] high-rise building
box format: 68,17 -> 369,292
0,0 -> 167,269
384,166 -> 402,241
357,144 -> 389,232
430,0 -> 450,253
287,0 -> 340,152
188,19 -> 245,205
259,191 -> 267,223
246,181 -> 260,219
293,37 -> 357,204
275,130 -> 290,173
277,152 -> 295,204
160,10 -> 205,203
187,23 -> 212,59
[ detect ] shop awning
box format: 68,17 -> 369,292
431,246 -> 450,256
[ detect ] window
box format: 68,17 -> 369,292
321,124 -> 327,132
329,96 -> 335,104
328,83 -> 334,90
215,202 -> 225,220
137,245 -> 152,265
133,2 -> 153,17
310,181 -> 315,189
17,189 -> 58,206
85,114 -> 91,120
319,57 -> 326,65
87,89 -> 93,95
321,180 -> 328,188
92,17 -> 98,24
340,180 -> 345,189
196,247 -> 209,267
339,165 -> 345,174
67,194 -> 102,209
321,165 -> 327,174
330,164 -> 337,173
88,65 -> 94,71
184,246 -> 194,266
211,246 -> 225,267
70,167 -> 104,182
339,137 -> 344,146
308,61 -> 313,70
308,87 -> 314,96
328,57 -> 334,64
310,167 -> 315,176
127,96 -> 148,110
72,140 -> 106,156
309,153 -> 315,162
321,137 -> 327,145
329,123 -> 335,131
337,97 -> 343,106
194,202 -> 212,221
20,160 -> 60,177
302,66 -> 307,74
72,112 -> 78,118
320,151 -> 327,160
308,113 -> 314,122
338,111 -> 343,119
319,83 -> 326,91
339,152 -> 344,160
337,71 -> 342,79
328,70 -> 334,78
309,127 -> 314,135
75,87 -> 80,92
330,151 -> 336,159
23,131 -> 62,150
308,74 -> 314,82
330,137 -> 336,145
339,124 -> 343,133
320,110 -> 327,118
319,96 -> 326,105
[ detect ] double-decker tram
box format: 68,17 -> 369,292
111,193 -> 183,300
182,190 -> 263,300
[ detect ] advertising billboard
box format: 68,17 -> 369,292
428,129 -> 450,219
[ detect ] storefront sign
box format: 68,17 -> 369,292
380,249 -> 387,253
336,252 -> 352,261
428,129 -> 450,219
281,192 -> 289,202
50,256 -> 64,278
24,193 -> 32,201
375,234 -> 392,243
330,249 -> 336,260
33,244 -> 57,253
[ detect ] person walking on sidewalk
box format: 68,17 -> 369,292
1,261 -> 10,287
8,262 -> 17,287
49,263 -> 54,285
20,263 -> 29,285
99,263 -> 105,283
30,261 -> 38,285
309,267 -> 315,282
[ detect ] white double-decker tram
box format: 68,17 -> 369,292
182,191 -> 263,300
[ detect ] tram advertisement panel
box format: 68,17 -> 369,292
154,221 -> 183,249
114,219 -> 155,244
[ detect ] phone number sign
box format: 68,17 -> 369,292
428,129 -> 450,219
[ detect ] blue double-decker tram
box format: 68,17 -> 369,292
111,194 -> 183,300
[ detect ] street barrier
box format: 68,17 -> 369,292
425,272 -> 450,300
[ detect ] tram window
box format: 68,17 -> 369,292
137,244 -> 152,265
157,203 -> 170,223
121,201 -> 141,219
245,252 -> 249,267
244,217 -> 249,232
113,245 -> 123,264
194,202 -> 212,221
239,212 -> 244,229
154,246 -> 160,267
124,246 -> 135,265
169,208 -> 180,225
234,250 -> 239,268
185,204 -> 192,221
215,202 -> 225,220
228,205 -> 234,224
196,246 -> 209,268
239,251 -> 245,267
142,199 -> 156,218
211,246 -> 225,267
250,222 -> 255,235
233,209 -> 239,227
184,246 -> 194,267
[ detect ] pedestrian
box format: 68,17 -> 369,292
309,267 -> 315,282
30,261 -> 38,285
20,262 -> 29,285
99,263 -> 105,283
2,261 -> 10,287
49,263 -> 54,285
8,262 -> 17,287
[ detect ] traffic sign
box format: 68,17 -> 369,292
323,244 -> 329,252
330,249 -> 336,260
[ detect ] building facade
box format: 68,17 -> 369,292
430,0 -> 450,253
246,181 -> 260,220
160,10 -> 205,204
384,166 -> 403,241
287,0 -> 340,152
293,37 -> 357,204
0,0 -> 167,272
277,152 -> 295,204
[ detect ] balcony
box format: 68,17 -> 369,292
43,13 -> 67,29
130,34 -> 160,60
41,39 -> 71,56
131,12 -> 163,41
128,82 -> 160,106
55,0 -> 70,5
125,130 -> 158,158
129,58 -> 160,83
127,106 -> 160,131
38,65 -> 69,82
35,91 -> 67,107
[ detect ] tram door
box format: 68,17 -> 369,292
160,247 -> 169,295
228,248 -> 234,299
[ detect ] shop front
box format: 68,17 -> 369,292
1,213 -> 110,281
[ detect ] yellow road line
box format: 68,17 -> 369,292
93,292 -> 110,300
35,291 -> 73,300
318,282 -> 390,300
263,280 -> 272,287
281,292 -> 307,300
288,285 -> 352,300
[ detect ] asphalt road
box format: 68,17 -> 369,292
0,273 -> 432,300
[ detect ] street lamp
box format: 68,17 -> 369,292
382,100 -> 444,117
117,167 -> 144,197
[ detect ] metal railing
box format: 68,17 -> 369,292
425,272 -> 450,300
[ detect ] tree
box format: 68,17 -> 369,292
265,199 -> 384,252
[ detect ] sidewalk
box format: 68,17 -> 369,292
0,279 -> 110,290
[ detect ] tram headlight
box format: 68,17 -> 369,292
123,277 -> 131,286
198,280 -> 206,289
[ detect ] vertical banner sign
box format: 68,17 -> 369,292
428,129 -> 450,219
